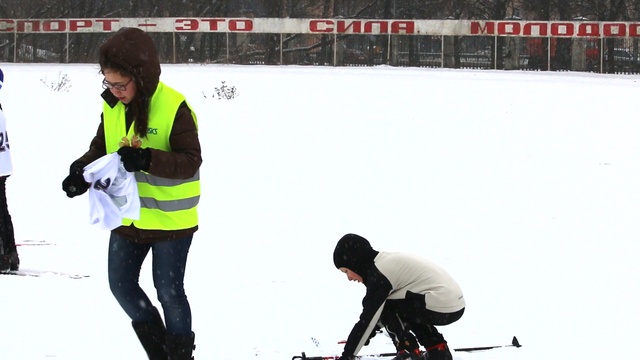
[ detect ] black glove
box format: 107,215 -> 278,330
365,325 -> 382,346
117,146 -> 152,172
62,161 -> 89,198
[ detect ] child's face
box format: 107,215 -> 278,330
339,267 -> 363,283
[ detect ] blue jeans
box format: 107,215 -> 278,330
108,232 -> 193,335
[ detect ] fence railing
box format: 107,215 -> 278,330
1,18 -> 639,74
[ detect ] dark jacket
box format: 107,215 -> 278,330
334,234 -> 390,357
73,28 -> 202,243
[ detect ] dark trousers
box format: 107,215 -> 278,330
0,176 -> 15,255
108,232 -> 193,335
380,293 -> 464,350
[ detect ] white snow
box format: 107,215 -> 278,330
0,63 -> 638,360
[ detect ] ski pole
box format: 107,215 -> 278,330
453,335 -> 521,352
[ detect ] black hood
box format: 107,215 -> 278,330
333,234 -> 379,278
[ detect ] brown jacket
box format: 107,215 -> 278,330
74,89 -> 202,243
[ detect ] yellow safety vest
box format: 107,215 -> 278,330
103,82 -> 200,230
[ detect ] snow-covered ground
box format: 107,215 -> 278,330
0,63 -> 638,360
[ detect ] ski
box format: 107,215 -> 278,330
1,269 -> 89,279
16,240 -> 56,246
292,336 -> 521,360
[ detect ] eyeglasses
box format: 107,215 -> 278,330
102,78 -> 133,91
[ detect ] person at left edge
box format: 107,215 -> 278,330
0,67 -> 19,272
61,28 -> 202,360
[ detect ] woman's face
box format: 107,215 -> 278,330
102,68 -> 136,104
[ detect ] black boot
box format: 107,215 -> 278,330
0,251 -> 18,271
381,304 -> 423,360
132,307 -> 168,360
385,323 -> 422,360
414,325 -> 452,360
7,251 -> 18,271
166,331 -> 195,360
391,348 -> 425,360
0,254 -> 10,272
424,343 -> 452,360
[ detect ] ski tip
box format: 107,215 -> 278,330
512,336 -> 521,347
291,351 -> 306,360
1,269 -> 90,279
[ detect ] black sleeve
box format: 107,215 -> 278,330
342,268 -> 393,357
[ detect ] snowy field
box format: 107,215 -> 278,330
0,62 -> 638,360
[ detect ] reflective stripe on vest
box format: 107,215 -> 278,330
135,171 -> 200,211
102,82 -> 200,230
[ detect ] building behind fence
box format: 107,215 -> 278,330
1,18 -> 639,74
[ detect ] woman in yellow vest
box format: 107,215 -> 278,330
62,28 -> 201,360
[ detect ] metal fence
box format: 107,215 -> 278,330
1,18 -> 639,74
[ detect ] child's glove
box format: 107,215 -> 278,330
365,325 -> 383,346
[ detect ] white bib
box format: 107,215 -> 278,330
0,109 -> 13,177
83,153 -> 140,230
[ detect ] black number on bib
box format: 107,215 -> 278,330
93,177 -> 112,192
0,131 -> 8,152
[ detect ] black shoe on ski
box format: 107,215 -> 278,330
425,343 -> 452,360
392,349 -> 425,360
